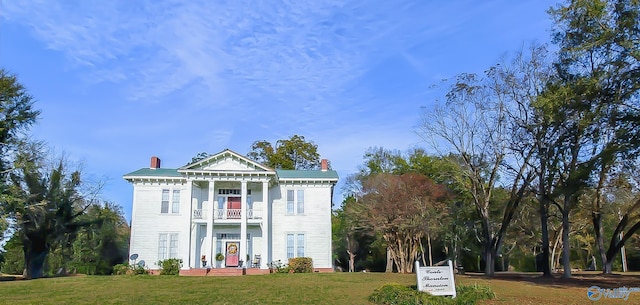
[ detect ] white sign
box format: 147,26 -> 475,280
415,260 -> 456,298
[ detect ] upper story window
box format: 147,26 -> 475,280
161,190 -> 170,213
286,190 -> 294,215
161,189 -> 180,214
286,189 -> 305,215
297,190 -> 304,214
172,190 -> 180,213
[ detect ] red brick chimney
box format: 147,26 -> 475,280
321,159 -> 328,171
150,156 -> 161,169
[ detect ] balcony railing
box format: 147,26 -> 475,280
192,208 -> 262,221
193,209 -> 207,220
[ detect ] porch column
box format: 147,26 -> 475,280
206,180 -> 215,267
240,180 -> 248,268
185,180 -> 193,269
262,180 -> 269,268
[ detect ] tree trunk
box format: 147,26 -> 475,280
347,250 -> 356,272
419,238 -> 426,267
385,246 -> 393,273
23,234 -> 49,279
561,199 -> 572,278
603,260 -> 613,274
484,246 -> 495,276
427,232 -> 433,266
539,200 -> 552,276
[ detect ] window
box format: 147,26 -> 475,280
158,233 -> 167,260
159,233 -> 179,260
286,234 -> 294,259
297,234 -> 305,257
172,190 -> 180,213
287,233 -> 305,259
286,190 -> 294,215
169,233 -> 179,258
161,190 -> 170,213
297,190 -> 304,214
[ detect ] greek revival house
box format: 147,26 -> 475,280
124,149 -> 338,273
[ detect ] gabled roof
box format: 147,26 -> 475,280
179,149 -> 274,172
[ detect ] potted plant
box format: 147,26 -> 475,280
215,253 -> 224,268
201,255 -> 207,268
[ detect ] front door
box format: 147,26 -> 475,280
227,197 -> 241,219
225,242 -> 240,267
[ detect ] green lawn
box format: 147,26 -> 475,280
1,272 -> 639,304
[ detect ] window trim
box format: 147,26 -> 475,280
286,232 -> 305,259
160,188 -> 181,215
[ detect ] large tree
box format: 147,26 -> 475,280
0,69 -> 40,243
547,0 -> 640,277
419,59 -> 537,276
4,147 -> 92,279
247,135 -> 321,170
356,173 -> 448,273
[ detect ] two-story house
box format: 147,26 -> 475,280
123,149 -> 338,274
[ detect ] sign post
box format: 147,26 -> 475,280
415,260 -> 456,298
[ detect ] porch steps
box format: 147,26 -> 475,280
180,268 -> 258,276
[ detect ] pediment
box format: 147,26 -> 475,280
179,149 -> 272,172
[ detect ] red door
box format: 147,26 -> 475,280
226,242 -> 239,267
227,197 -> 241,219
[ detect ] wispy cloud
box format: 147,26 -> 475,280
1,1 -> 457,110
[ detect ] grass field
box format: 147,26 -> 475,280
1,272 -> 640,304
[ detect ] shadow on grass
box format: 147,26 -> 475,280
461,271 -> 640,289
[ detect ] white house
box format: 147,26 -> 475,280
123,149 -> 338,273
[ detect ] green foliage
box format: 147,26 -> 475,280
368,283 -> 494,305
131,264 -> 149,275
70,202 -> 130,275
158,258 -> 182,275
288,257 -> 313,273
112,263 -> 130,275
247,135 -> 321,170
0,234 -> 24,275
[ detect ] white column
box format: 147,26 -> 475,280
185,180 -> 194,269
206,180 -> 215,267
240,180 -> 248,268
261,180 -> 269,269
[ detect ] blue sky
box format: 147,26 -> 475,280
1,0 -> 555,221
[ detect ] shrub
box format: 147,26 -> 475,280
131,265 -> 149,275
113,263 -> 130,275
369,283 -> 494,305
158,258 -> 182,275
268,260 -> 290,273
288,257 -> 313,273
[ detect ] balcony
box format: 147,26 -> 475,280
192,208 -> 262,222
193,209 -> 207,220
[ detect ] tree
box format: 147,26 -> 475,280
4,147 -> 92,279
547,0 -> 640,277
419,62 -> 536,276
188,152 -> 210,165
71,202 -> 130,275
356,173 -> 448,273
0,69 -> 40,242
247,135 -> 321,170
